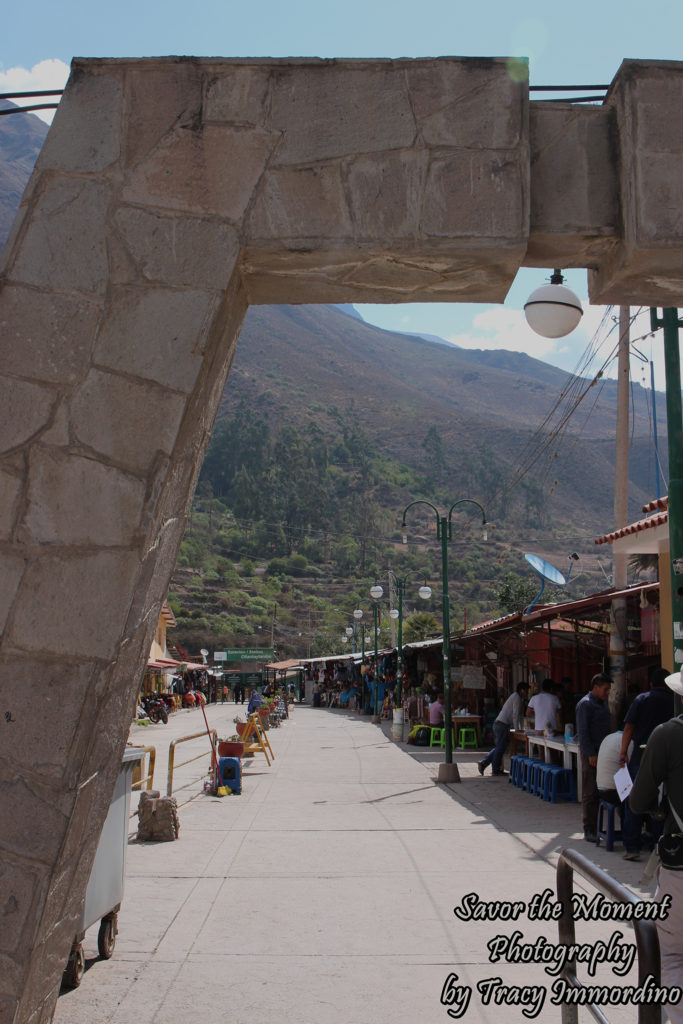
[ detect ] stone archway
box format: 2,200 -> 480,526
2,55 -> 683,1023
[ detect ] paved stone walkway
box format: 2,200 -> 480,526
54,704 -> 664,1024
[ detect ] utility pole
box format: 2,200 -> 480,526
609,306 -> 630,723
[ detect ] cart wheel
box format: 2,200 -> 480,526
63,943 -> 85,988
98,914 -> 117,959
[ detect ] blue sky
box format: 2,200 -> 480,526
3,0 -> 681,387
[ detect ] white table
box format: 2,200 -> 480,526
526,734 -> 582,802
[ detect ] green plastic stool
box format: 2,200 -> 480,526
458,727 -> 478,748
429,727 -> 444,748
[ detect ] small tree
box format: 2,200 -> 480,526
495,572 -> 538,615
403,611 -> 439,644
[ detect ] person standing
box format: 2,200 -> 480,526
478,682 -> 528,777
630,670 -> 683,1021
576,673 -> 612,843
528,678 -> 561,734
618,666 -> 674,860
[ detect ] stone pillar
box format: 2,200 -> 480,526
0,60 -> 261,1023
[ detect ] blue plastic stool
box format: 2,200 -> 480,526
509,755 -> 523,786
596,800 -> 623,851
521,757 -> 544,792
541,766 -> 576,803
532,762 -> 554,797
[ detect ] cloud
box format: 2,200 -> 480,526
0,60 -> 70,124
446,303 -> 615,376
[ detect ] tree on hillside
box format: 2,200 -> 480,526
495,572 -> 538,615
403,611 -> 439,643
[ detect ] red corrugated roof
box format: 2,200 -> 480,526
594,495 -> 669,546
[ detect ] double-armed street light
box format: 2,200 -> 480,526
369,584 -> 383,721
375,570 -> 432,740
401,499 -> 487,782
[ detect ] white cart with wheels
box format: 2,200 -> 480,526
62,747 -> 144,988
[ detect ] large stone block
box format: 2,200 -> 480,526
589,59 -> 683,304
346,150 -> 429,238
121,124 -> 275,221
248,163 -> 353,240
269,62 -> 417,164
6,179 -> 111,296
422,152 -> 526,240
0,772 -> 69,865
113,206 -> 240,289
7,550 -> 140,659
407,58 -> 525,150
35,66 -> 122,174
71,369 -> 186,474
0,378 -> 55,455
92,286 -> 220,393
122,61 -> 204,169
20,450 -> 147,547
0,656 -> 97,779
0,286 -> 101,385
0,466 -> 21,540
0,551 -> 24,639
527,103 -> 618,267
204,64 -> 270,126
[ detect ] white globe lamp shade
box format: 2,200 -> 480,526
389,608 -> 399,620
370,585 -> 383,600
353,608 -> 363,621
524,272 -> 583,339
345,626 -> 353,636
418,585 -> 432,600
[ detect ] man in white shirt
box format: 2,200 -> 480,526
528,678 -> 561,734
478,682 -> 528,776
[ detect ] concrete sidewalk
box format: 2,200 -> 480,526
54,705 -> 661,1024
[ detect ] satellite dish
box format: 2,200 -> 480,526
523,552 -> 577,614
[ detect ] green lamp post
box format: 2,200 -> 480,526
401,499 -> 487,782
370,584 -> 383,721
380,570 -> 432,740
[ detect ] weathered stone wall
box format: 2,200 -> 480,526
1,55 -> 683,1023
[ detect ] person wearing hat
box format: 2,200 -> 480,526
630,669 -> 683,1018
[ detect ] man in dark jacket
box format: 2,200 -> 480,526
618,666 -> 674,860
630,670 -> 683,1021
575,673 -> 612,842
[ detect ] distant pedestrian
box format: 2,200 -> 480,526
478,682 -> 528,777
576,672 -> 612,843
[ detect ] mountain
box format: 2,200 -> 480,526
0,101 -> 49,252
226,303 -> 664,536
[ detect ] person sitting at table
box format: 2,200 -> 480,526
596,730 -> 638,857
429,693 -> 445,726
528,678 -> 562,735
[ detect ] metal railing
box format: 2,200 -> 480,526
131,745 -> 156,790
556,848 -> 661,1024
167,730 -> 216,797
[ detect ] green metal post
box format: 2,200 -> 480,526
373,602 -> 380,718
439,516 -> 453,763
396,578 -> 404,707
652,307 -> 683,713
